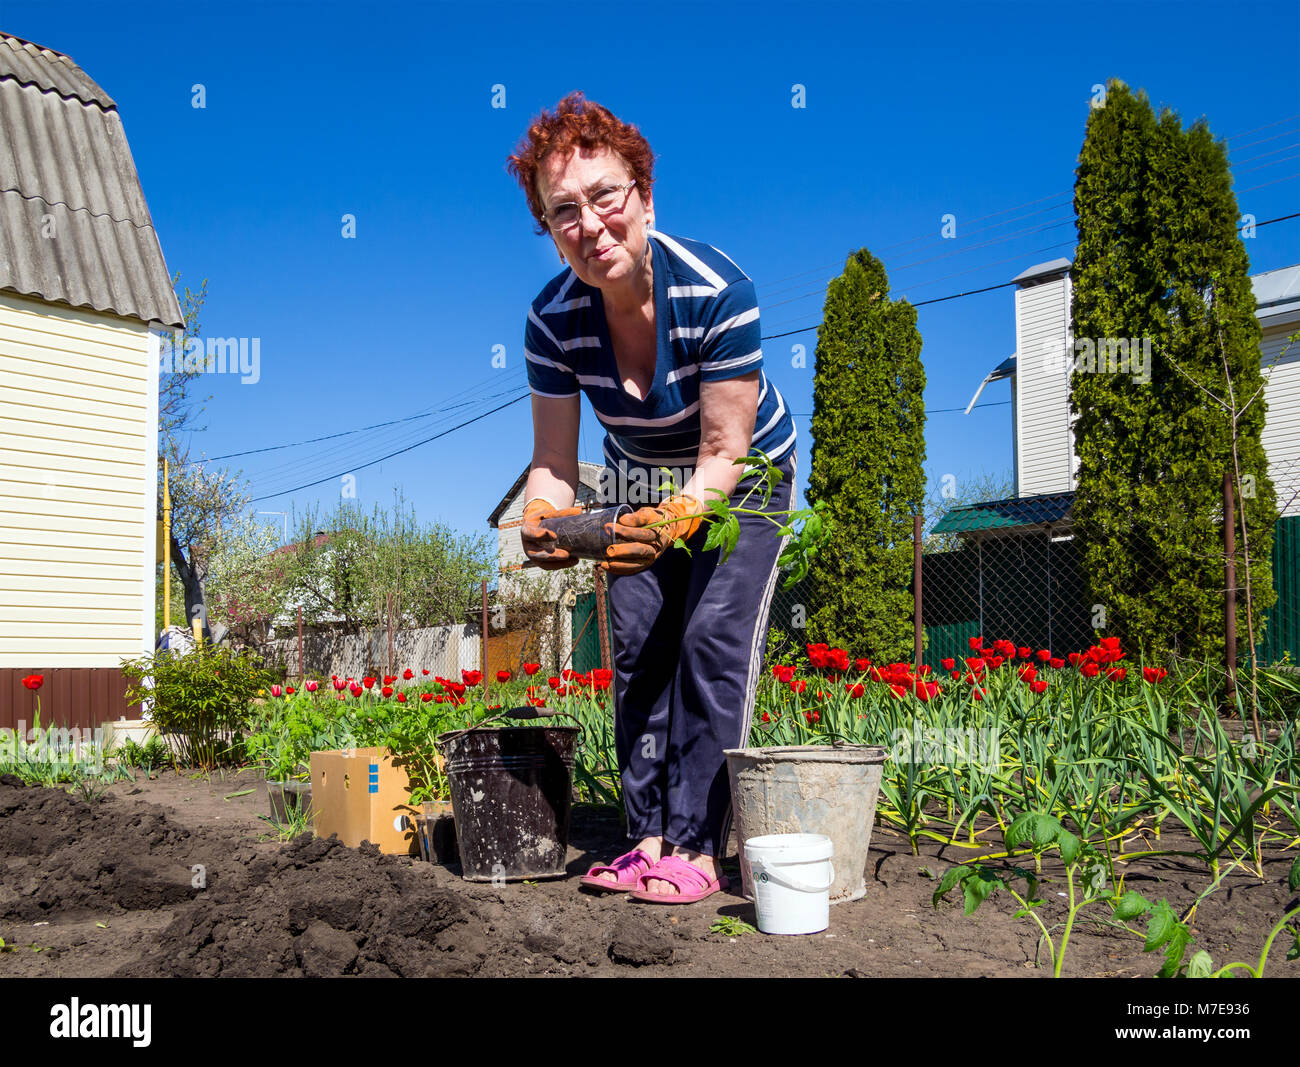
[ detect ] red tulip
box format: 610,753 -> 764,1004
1017,646 -> 1031,659
397,693 -> 407,702
524,663 -> 541,676
761,711 -> 771,723
972,687 -> 985,700
790,679 -> 807,694
305,680 -> 318,692
363,677 -> 376,689
855,658 -> 872,671
1080,662 -> 1100,678
1049,658 -> 1065,670
1036,649 -> 1051,662
381,685 -> 393,697
941,658 -> 955,671
1142,666 -> 1167,684
968,636 -> 983,650
772,664 -> 796,683
1029,678 -> 1048,694
497,670 -> 512,682
270,684 -> 283,698
1019,665 -> 1037,683
286,686 -> 295,695
403,668 -> 414,680
421,693 -> 433,702
1068,652 -> 1083,667
422,668 -> 430,675
845,682 -> 865,698
22,674 -> 44,691
350,683 -> 363,696
1106,666 -> 1127,682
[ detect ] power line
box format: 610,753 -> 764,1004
759,213 -> 1299,341
245,374 -> 529,495
249,392 -> 530,502
789,401 -> 1011,416
205,381 -> 526,462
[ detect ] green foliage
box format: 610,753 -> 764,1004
113,736 -> 171,778
284,494 -> 495,634
805,248 -> 925,661
710,916 -> 758,937
120,641 -> 275,771
1071,79 -> 1277,663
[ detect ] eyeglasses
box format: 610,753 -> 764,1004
542,181 -> 637,232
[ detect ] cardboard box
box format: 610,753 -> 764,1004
310,747 -> 418,855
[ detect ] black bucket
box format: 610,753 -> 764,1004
436,709 -> 580,882
538,505 -> 631,560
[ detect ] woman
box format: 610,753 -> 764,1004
508,92 -> 796,902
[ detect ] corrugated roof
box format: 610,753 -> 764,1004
1252,263 -> 1300,324
931,491 -> 1075,534
0,32 -> 183,327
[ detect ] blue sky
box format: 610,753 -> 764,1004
8,0 -> 1299,547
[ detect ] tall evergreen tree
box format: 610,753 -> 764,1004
805,249 -> 925,662
1071,80 -> 1276,662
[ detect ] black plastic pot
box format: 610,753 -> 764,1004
537,505 -> 631,560
436,709 -> 580,882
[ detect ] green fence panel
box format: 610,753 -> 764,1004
1258,515 -> 1300,664
571,591 -> 615,674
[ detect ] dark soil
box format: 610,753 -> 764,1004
0,770 -> 1296,978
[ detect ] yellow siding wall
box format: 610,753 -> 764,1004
0,291 -> 156,667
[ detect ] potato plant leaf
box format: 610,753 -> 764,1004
1185,950 -> 1214,977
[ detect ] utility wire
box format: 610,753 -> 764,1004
250,392 -> 530,502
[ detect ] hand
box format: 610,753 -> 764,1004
521,498 -> 584,570
599,495 -> 703,577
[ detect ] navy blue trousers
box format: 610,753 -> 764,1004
606,451 -> 796,857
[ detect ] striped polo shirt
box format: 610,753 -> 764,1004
523,229 -> 797,476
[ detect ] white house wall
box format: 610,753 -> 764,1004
1014,275 -> 1073,496
1261,322 -> 1300,518
0,291 -> 156,667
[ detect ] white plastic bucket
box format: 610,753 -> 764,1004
744,833 -> 835,935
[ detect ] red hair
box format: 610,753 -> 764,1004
507,91 -> 656,236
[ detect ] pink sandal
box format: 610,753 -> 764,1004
580,848 -> 656,892
629,855 -> 730,904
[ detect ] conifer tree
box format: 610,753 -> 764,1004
805,249 -> 925,661
1071,79 -> 1276,661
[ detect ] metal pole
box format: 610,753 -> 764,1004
162,457 -> 171,633
1224,469 -> 1237,712
913,512 -> 923,673
297,605 -> 304,680
481,580 -> 490,702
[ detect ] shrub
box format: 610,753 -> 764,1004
121,641 -> 274,771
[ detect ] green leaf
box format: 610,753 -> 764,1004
1055,829 -> 1082,866
1185,950 -> 1214,978
1112,891 -> 1152,921
1006,812 -> 1060,852
1158,922 -> 1194,979
1144,899 -> 1178,952
961,868 -> 1003,915
1290,853 -> 1300,892
932,864 -> 968,907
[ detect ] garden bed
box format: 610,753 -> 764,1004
0,771 -> 1294,979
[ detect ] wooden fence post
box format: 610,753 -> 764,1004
481,580 -> 490,702
594,566 -> 611,672
1224,469 -> 1237,713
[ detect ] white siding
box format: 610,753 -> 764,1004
1261,322 -> 1300,518
0,291 -> 156,667
1014,275 -> 1073,496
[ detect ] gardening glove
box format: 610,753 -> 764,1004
521,496 -> 584,570
600,495 -> 704,577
